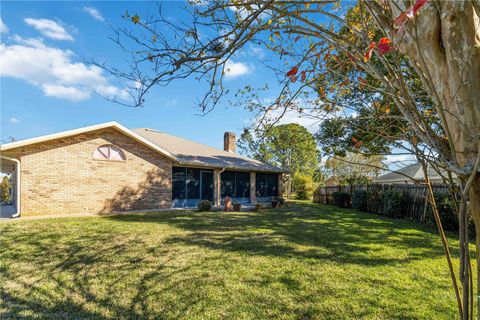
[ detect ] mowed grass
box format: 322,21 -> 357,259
0,201 -> 468,319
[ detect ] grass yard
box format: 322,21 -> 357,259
0,201 -> 467,319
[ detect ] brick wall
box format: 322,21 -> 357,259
6,128 -> 172,216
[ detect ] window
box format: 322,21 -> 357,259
93,145 -> 126,161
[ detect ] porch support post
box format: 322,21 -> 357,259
213,169 -> 222,206
278,173 -> 284,197
250,172 -> 256,204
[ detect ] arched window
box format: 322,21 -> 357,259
93,144 -> 126,161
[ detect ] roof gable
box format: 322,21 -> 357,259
0,122 -> 178,161
0,122 -> 285,173
374,163 -> 445,183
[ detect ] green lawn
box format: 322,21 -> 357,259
0,201 -> 465,319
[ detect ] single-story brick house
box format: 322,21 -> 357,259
0,122 -> 286,217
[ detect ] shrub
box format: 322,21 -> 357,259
433,193 -> 457,231
332,192 -> 349,208
426,193 -> 475,238
352,190 -> 368,211
197,200 -> 212,211
381,190 -> 403,217
293,174 -> 314,200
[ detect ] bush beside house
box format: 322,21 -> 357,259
293,174 -> 315,200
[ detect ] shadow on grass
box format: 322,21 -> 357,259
0,226 -> 213,319
108,201 -> 452,265
0,202 -> 456,319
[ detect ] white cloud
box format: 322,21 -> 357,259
10,117 -> 19,123
0,36 -> 128,102
224,60 -> 252,79
254,97 -> 323,133
385,153 -> 416,164
83,7 -> 105,22
0,18 -> 8,34
229,5 -> 270,20
166,98 -> 178,107
249,46 -> 265,59
188,0 -> 209,6
269,109 -> 321,133
41,84 -> 90,101
24,18 -> 73,41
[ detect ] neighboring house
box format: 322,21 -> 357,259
324,177 -> 339,187
0,122 -> 285,216
373,163 -> 449,184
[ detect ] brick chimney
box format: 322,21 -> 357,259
224,132 -> 236,153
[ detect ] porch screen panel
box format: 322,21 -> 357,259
221,171 -> 235,198
172,167 -> 186,199
235,172 -> 250,198
186,168 -> 200,199
267,173 -> 278,196
256,173 -> 278,197
201,171 -> 214,201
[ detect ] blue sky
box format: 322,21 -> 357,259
0,1 -> 413,169
1,1 -> 316,150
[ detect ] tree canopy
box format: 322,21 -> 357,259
239,123 -> 320,177
102,2 -> 480,317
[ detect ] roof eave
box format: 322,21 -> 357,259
0,121 -> 179,162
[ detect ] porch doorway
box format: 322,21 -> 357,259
0,157 -> 19,219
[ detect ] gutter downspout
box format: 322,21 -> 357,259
0,155 -> 20,218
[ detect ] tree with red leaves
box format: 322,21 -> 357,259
99,2 -> 480,317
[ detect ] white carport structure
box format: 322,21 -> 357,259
0,156 -> 20,219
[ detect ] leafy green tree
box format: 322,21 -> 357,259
239,123 -> 320,197
103,2 -> 480,315
325,153 -> 386,187
292,174 -> 314,200
239,123 -> 319,176
0,176 -> 12,204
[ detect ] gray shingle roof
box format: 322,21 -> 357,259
133,128 -> 285,173
374,163 -> 445,183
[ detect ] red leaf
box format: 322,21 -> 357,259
364,42 -> 376,62
300,70 -> 306,82
290,75 -> 297,83
413,0 -> 428,14
354,141 -> 364,149
378,37 -> 392,55
347,52 -> 356,63
286,66 -> 298,78
358,77 -> 368,89
394,0 -> 428,25
394,12 -> 407,26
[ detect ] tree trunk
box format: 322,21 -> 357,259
471,177 -> 480,318
384,3 -> 480,319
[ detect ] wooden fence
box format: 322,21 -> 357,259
313,184 -> 450,224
